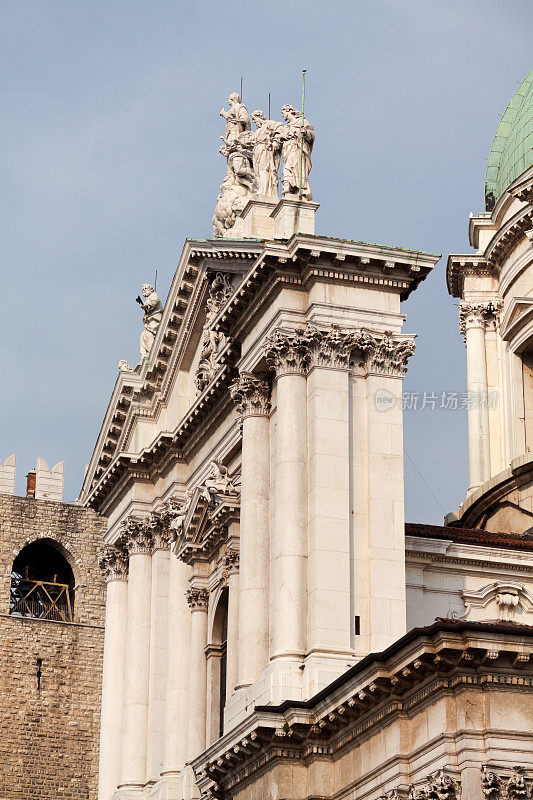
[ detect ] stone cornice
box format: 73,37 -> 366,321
446,254 -> 494,298
81,235 -> 438,511
484,205 -> 533,268
192,623 -> 533,799
212,236 -> 439,344
80,239 -> 260,505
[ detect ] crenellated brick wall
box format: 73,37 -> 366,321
0,494 -> 106,800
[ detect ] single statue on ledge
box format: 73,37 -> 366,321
136,283 -> 163,360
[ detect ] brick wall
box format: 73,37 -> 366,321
0,494 -> 106,800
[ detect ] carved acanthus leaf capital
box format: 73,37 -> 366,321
351,331 -> 416,376
505,767 -> 528,800
223,547 -> 240,575
306,324 -> 352,369
186,587 -> 209,610
120,515 -> 153,555
230,373 -> 271,417
263,327 -> 312,376
97,544 -> 129,582
408,772 -> 460,800
458,300 -> 503,338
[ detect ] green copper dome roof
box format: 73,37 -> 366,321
485,69 -> 533,210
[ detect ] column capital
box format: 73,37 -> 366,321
459,300 -> 503,337
186,587 -> 209,610
351,330 -> 416,376
222,547 -> 240,579
230,373 -> 271,417
98,544 -> 129,582
306,324 -> 352,370
146,510 -> 171,551
120,515 -> 153,555
263,327 -> 312,376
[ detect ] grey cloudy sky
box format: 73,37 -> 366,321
1,0 -> 532,521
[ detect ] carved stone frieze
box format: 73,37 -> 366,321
97,544 -> 129,582
161,490 -> 195,543
196,272 -> 234,395
186,587 -> 209,610
230,373 -> 271,417
200,460 -> 240,507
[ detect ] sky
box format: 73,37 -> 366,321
1,0 -> 532,521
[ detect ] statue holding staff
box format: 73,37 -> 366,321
276,104 -> 315,201
136,283 -> 163,360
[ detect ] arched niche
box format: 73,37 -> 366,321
206,587 -> 228,744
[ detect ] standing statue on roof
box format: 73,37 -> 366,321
249,110 -> 282,198
136,283 -> 163,360
276,104 -> 315,201
213,94 -> 255,237
220,92 -> 251,142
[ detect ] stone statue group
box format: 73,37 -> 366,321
213,92 -> 315,237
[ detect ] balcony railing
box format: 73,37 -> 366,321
10,578 -> 74,622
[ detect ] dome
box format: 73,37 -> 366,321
485,69 -> 533,210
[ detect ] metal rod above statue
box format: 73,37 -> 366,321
212,84 -> 315,238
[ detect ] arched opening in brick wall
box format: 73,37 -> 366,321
10,539 -> 75,622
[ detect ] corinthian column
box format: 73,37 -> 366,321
162,506 -> 192,777
264,328 -> 310,662
146,521 -> 170,783
97,545 -> 128,800
230,374 -> 271,687
224,548 -> 240,699
460,303 -> 491,490
119,519 -> 153,792
186,587 -> 209,760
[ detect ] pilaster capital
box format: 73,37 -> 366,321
186,587 -> 209,610
97,544 -> 129,582
120,515 -> 153,555
350,331 -> 416,376
306,324 -> 352,370
408,772 -> 460,800
263,327 -> 312,376
458,300 -> 503,337
145,509 -> 171,551
230,373 -> 271,417
223,547 -> 240,575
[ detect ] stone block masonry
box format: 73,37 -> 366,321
0,493 -> 106,800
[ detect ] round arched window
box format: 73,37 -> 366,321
10,540 -> 75,622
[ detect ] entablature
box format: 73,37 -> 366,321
192,622 -> 533,800
446,254 -> 494,298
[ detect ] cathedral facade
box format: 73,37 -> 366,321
74,70 -> 533,800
